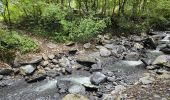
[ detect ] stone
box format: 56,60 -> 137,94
63,94 -> 89,100
160,46 -> 170,54
124,52 -> 140,61
0,75 -> 3,80
42,54 -> 48,60
26,74 -> 47,83
146,65 -> 158,70
104,44 -> 114,49
20,65 -> 35,75
0,63 -> 13,75
90,72 -> 107,85
107,76 -> 116,82
76,56 -> 96,66
112,45 -> 126,54
41,61 -> 49,67
143,37 -> 157,49
152,55 -> 170,68
102,94 -> 116,100
83,43 -> 91,49
52,59 -> 58,65
134,43 -> 144,49
46,42 -> 57,49
68,84 -> 86,94
59,57 -> 71,67
111,85 -> 125,94
66,41 -> 75,46
139,75 -> 155,85
99,47 -> 111,57
90,64 -> 102,72
156,69 -> 168,74
69,48 -> 78,55
23,56 -> 42,65
0,68 -> 13,76
48,54 -> 55,60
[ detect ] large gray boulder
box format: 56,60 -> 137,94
99,47 -> 111,57
90,72 -> 107,85
152,55 -> 170,68
20,65 -> 35,75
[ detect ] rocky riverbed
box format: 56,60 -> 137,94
0,31 -> 170,100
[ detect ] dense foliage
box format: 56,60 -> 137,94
0,29 -> 38,62
0,0 -> 170,40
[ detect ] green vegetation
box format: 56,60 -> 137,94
1,0 -> 170,38
0,29 -> 38,62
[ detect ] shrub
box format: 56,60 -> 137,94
0,29 -> 38,53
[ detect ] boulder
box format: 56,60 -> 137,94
68,84 -> 86,94
13,55 -> 42,67
20,65 -> 35,75
143,37 -> 157,49
90,72 -> 107,85
99,47 -> 111,57
160,46 -> 170,54
152,55 -> 170,68
0,62 -> 13,75
76,56 -> 96,66
25,73 -> 47,83
63,94 -> 89,100
124,52 -> 140,61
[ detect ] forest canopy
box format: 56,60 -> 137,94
0,0 -> 170,42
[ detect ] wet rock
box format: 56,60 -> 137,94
90,64 -> 102,72
46,70 -> 60,77
159,34 -> 170,44
68,84 -> 86,94
0,75 -> 3,80
56,80 -> 72,93
160,46 -> 170,54
20,65 -> 35,75
63,94 -> 89,100
152,55 -> 170,68
90,72 -> 107,85
124,52 -> 140,61
102,94 -> 116,100
59,57 -> 71,67
112,45 -> 126,54
99,47 -> 111,57
76,56 -> 96,66
26,74 -> 47,83
69,48 -> 78,55
0,63 -> 13,75
143,37 -> 157,49
83,43 -> 91,49
48,54 -> 55,60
